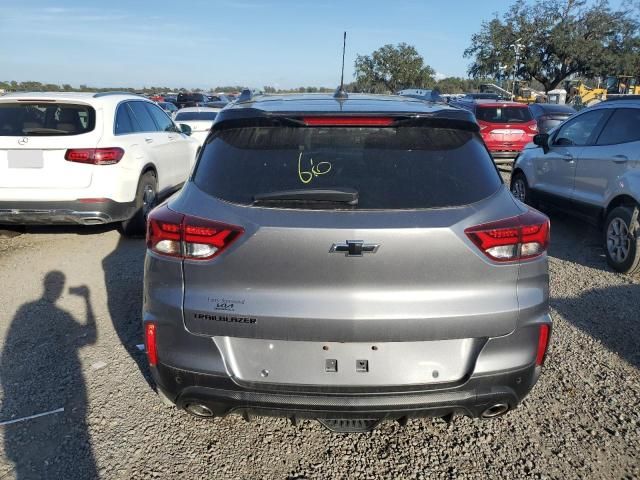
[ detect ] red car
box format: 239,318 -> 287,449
474,102 -> 538,163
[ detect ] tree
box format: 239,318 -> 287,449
354,43 -> 435,93
464,0 -> 640,92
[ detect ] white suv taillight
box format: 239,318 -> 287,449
65,147 -> 124,165
465,210 -> 550,262
146,204 -> 243,260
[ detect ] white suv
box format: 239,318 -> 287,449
0,92 -> 199,235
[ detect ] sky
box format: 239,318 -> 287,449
0,0 -> 627,89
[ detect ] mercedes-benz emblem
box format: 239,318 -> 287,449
17,137 -> 28,145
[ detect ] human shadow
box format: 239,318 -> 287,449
0,271 -> 97,479
552,283 -> 640,369
101,236 -> 153,389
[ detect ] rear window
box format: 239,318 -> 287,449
0,103 -> 95,136
476,106 -> 532,124
175,112 -> 218,121
194,126 -> 502,210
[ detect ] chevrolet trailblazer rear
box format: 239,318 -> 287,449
142,92 -> 551,432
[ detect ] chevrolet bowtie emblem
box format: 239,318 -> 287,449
330,240 -> 379,257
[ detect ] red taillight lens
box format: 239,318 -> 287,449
527,121 -> 538,133
146,204 -> 243,260
465,210 -> 550,262
302,116 -> 394,126
536,324 -> 550,366
65,148 -> 124,165
145,323 -> 158,367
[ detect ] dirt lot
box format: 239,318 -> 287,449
0,175 -> 639,479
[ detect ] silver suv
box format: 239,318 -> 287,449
511,99 -> 640,274
143,92 -> 552,432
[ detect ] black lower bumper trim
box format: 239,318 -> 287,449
153,362 -> 539,420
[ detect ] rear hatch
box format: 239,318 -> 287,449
173,119 -> 524,344
0,101 -> 99,189
476,104 -> 536,148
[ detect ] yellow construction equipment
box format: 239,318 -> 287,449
565,76 -> 640,108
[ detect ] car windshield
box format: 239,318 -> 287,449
194,125 -> 501,210
476,106 -> 532,123
175,112 -> 218,121
0,103 -> 96,136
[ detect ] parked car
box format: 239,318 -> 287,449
157,101 -> 178,118
173,107 -> 220,146
528,103 -> 576,134
176,92 -> 209,109
455,99 -> 538,164
143,92 -> 552,432
397,88 -> 442,102
511,99 -> 640,274
0,92 -> 199,235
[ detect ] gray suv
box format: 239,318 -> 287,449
511,99 -> 640,274
143,92 -> 552,432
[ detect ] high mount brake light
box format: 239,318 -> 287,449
302,116 -> 394,126
465,210 -> 550,262
146,204 -> 243,260
65,148 -> 124,165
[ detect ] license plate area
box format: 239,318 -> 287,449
214,337 -> 477,386
8,150 -> 44,169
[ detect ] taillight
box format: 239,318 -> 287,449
145,323 -> 158,367
146,204 -> 243,260
302,116 -> 394,126
65,148 -> 124,165
527,121 -> 538,133
477,121 -> 488,131
535,324 -> 550,366
465,210 -> 550,262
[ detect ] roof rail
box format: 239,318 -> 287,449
237,88 -> 263,103
93,91 -> 141,98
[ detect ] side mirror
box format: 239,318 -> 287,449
179,123 -> 192,136
533,133 -> 550,153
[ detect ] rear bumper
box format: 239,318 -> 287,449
152,361 -> 541,421
0,199 -> 136,225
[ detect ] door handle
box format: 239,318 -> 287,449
560,154 -> 574,162
145,138 -> 153,144
612,155 -> 628,163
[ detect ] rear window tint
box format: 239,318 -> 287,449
175,112 -> 218,121
476,106 -> 532,123
0,103 -> 95,136
194,126 -> 501,210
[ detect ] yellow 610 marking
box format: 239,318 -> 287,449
298,152 -> 332,184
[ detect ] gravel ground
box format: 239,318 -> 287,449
0,175 -> 639,479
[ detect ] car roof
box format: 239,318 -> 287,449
593,98 -> 640,108
530,103 -> 576,113
474,101 -> 529,108
0,91 -> 149,107
217,93 -> 476,124
176,107 -> 222,113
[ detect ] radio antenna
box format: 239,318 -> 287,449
334,31 -> 348,99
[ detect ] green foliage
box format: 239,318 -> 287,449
354,43 -> 436,93
464,0 -> 640,92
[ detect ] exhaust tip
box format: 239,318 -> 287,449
481,403 -> 509,419
185,403 -> 214,418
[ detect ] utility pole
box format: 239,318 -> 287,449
511,39 -> 523,100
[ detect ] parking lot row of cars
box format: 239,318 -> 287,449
0,87 -> 637,433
